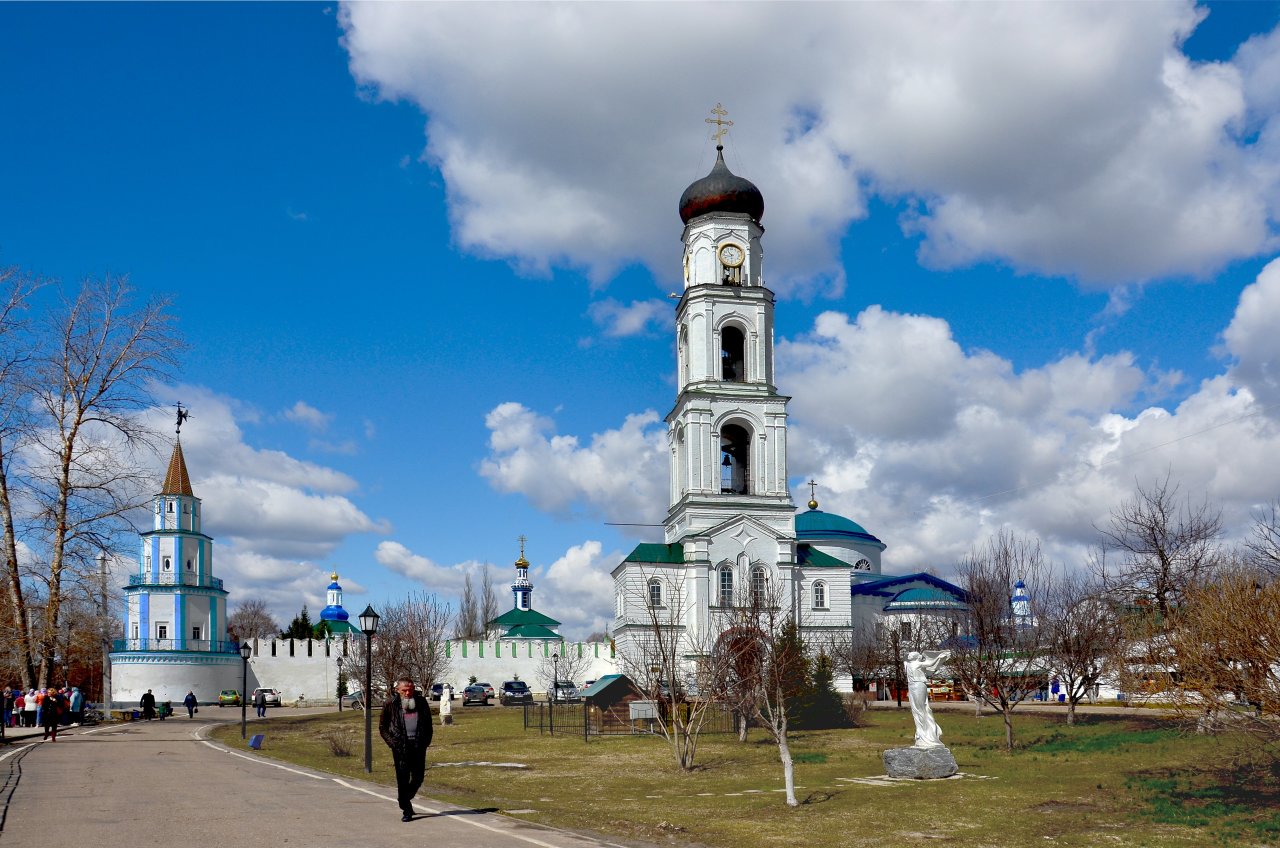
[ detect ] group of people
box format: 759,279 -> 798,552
0,685 -> 85,741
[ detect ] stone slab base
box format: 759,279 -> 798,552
883,746 -> 958,779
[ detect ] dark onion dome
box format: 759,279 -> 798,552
679,145 -> 764,224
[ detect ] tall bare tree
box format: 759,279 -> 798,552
0,266 -> 40,688
227,598 -> 280,641
947,530 -> 1050,751
827,624 -> 889,717
1038,569 -> 1125,725
1092,475 -> 1223,618
26,276 -> 181,687
615,566 -> 726,771
713,577 -> 807,807
346,591 -> 453,703
1245,501 -> 1280,578
480,564 -> 501,629
456,570 -> 480,638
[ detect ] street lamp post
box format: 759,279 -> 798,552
239,641 -> 252,739
550,651 -> 559,736
336,656 -> 344,712
358,605 -> 380,774
98,551 -> 111,714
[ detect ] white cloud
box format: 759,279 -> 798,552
283,400 -> 332,431
587,298 -> 670,338
479,263 -> 1280,581
341,2 -> 1278,290
479,402 -> 667,524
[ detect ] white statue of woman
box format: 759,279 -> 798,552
904,650 -> 952,748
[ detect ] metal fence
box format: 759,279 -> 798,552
522,700 -> 738,739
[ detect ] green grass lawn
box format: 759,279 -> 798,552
209,705 -> 1280,847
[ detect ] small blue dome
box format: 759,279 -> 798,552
327,581 -> 341,591
795,508 -> 882,544
320,605 -> 349,622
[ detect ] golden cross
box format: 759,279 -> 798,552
518,534 -> 527,559
705,103 -> 733,144
808,479 -> 818,501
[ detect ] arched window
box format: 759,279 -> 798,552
720,326 -> 745,382
813,581 -> 828,609
185,559 -> 193,571
648,579 -> 663,608
720,423 -> 751,494
719,567 -> 734,607
162,556 -> 172,572
750,566 -> 767,605
167,501 -> 174,513
679,325 -> 690,386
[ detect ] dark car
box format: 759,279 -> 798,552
462,684 -> 490,706
430,683 -> 456,701
499,680 -> 532,706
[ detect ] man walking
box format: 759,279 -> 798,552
253,688 -> 267,718
378,677 -> 432,822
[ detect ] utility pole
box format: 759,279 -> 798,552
99,551 -> 112,712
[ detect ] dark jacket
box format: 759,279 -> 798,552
379,693 -> 432,756
183,693 -> 197,708
41,693 -> 63,727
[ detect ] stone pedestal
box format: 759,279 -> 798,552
883,746 -> 958,779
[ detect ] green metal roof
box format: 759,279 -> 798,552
501,623 -> 561,639
624,543 -> 684,564
796,545 -> 849,568
795,508 -> 883,545
489,607 -> 561,628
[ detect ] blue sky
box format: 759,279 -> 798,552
3,2 -> 1279,637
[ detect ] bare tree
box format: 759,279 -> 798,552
347,591 -> 454,703
455,570 -> 480,639
480,564 -> 501,628
227,599 -> 280,641
947,531 -> 1051,752
1167,564 -> 1279,744
0,266 -> 40,688
536,645 -> 591,690
828,624 -> 891,718
26,276 -> 181,687
614,566 -> 725,771
714,577 -> 806,807
1245,502 -> 1280,578
1038,569 -> 1125,725
1092,475 -> 1223,619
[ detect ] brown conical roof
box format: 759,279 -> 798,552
161,441 -> 194,496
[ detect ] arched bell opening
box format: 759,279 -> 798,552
720,325 -> 746,382
720,423 -> 751,494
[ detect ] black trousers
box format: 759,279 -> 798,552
392,745 -> 427,812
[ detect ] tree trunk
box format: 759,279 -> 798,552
1002,705 -> 1014,751
778,726 -> 797,807
1066,698 -> 1077,726
0,451 -> 35,690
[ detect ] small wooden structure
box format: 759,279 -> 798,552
578,674 -> 644,734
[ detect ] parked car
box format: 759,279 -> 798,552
430,683 -> 456,701
342,690 -> 365,710
217,689 -> 241,707
476,682 -> 496,699
549,680 -> 579,703
252,687 -> 282,707
499,680 -> 532,706
462,684 -> 491,706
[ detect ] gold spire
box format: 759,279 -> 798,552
161,441 -> 194,496
516,534 -> 529,566
705,103 -> 733,145
331,571 -> 339,582
807,479 -> 819,511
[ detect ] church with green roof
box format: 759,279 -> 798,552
485,541 -> 562,640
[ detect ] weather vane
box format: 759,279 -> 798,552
175,402 -> 190,437
705,103 -> 733,144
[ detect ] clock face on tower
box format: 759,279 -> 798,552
719,243 -> 745,268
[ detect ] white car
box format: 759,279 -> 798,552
251,687 -> 281,707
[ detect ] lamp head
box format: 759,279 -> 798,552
358,604 -> 380,636
239,642 -> 252,661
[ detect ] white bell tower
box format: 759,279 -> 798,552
666,138 -> 794,543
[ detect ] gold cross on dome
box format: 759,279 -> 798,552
705,103 -> 733,144
518,534 -> 527,559
808,480 -> 818,501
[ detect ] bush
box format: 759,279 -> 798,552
321,725 -> 355,757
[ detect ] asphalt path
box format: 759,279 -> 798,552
0,713 -> 636,848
